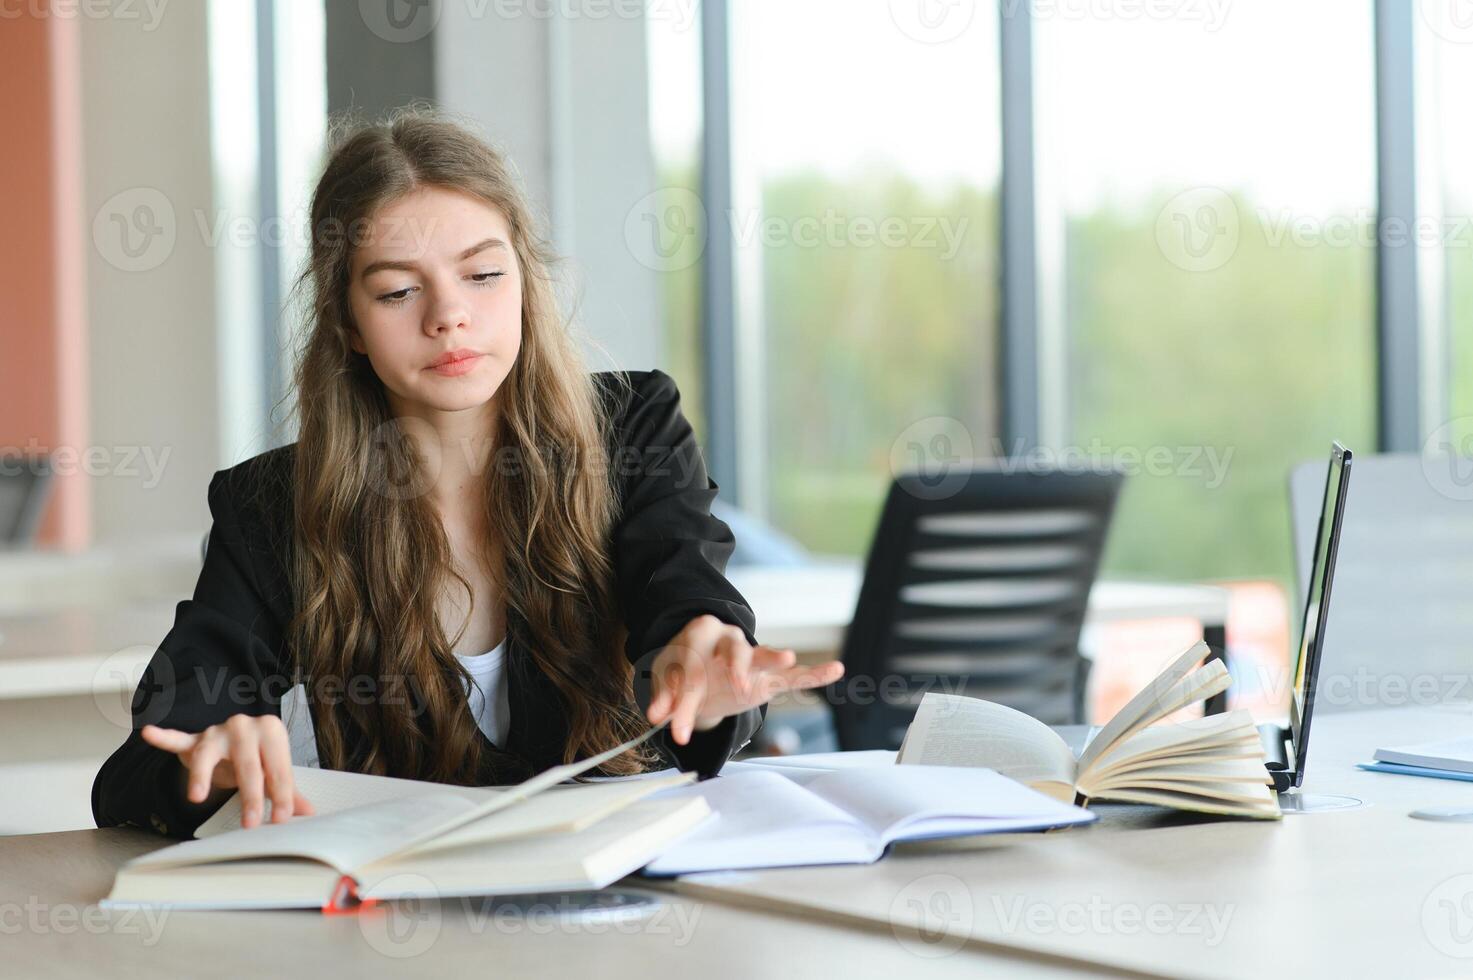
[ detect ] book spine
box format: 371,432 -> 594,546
322,874 -> 377,915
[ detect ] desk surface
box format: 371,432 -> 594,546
673,705 -> 1473,979
7,708 -> 1467,976
3,830 -> 1114,978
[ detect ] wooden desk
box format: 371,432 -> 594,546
674,706 -> 1473,978
2,831 -> 1113,978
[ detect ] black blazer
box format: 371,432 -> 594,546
92,369 -> 765,839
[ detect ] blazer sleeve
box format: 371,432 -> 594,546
612,370 -> 766,778
90,465 -> 294,839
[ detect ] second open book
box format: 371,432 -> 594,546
898,641 -> 1282,818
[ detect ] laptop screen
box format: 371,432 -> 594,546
1286,442 -> 1353,787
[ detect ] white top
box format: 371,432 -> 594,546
455,636 -> 511,747
279,637 -> 512,767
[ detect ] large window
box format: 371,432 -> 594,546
1416,9 -> 1473,451
649,2 -> 1461,582
646,6 -> 708,440
725,0 -> 1003,554
1033,3 -> 1379,588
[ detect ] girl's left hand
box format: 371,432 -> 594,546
645,614 -> 845,744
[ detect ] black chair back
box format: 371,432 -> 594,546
831,466 -> 1122,750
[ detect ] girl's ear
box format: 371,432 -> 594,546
347,326 -> 366,355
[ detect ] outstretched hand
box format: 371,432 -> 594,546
141,714 -> 315,830
645,614 -> 844,744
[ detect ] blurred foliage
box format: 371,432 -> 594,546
658,170 -> 1398,591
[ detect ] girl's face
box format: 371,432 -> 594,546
347,186 -> 523,419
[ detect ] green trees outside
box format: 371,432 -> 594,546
659,168 -> 1395,592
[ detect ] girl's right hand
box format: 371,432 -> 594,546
141,714 -> 315,830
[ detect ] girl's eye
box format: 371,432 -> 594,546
375,272 -> 503,306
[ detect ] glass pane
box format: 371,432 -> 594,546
1034,3 -> 1379,589
1416,8 -> 1473,453
645,7 -> 708,440
728,0 -> 1002,555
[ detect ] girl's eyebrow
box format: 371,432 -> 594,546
359,238 -> 509,279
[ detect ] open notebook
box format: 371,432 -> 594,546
642,764 -> 1094,875
102,726 -> 711,911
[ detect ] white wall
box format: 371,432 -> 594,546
82,5 -> 220,542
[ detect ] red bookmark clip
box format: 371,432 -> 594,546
322,874 -> 378,916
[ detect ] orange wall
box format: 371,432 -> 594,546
0,11 -> 89,549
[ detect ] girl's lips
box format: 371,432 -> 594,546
428,354 -> 482,377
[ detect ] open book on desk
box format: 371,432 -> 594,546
642,765 -> 1094,875
898,641 -> 1281,819
102,726 -> 711,911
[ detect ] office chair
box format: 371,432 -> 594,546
1289,452 -> 1473,713
830,466 -> 1123,751
0,455 -> 53,547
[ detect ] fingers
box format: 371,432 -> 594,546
768,660 -> 845,694
647,671 -> 676,725
258,717 -> 296,824
739,658 -> 844,707
751,645 -> 798,670
226,715 -> 266,829
140,724 -> 200,754
665,654 -> 708,746
148,713 -> 308,829
718,633 -> 755,700
186,728 -> 228,805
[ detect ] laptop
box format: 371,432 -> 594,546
1259,440 -> 1352,792
1058,442 -> 1352,795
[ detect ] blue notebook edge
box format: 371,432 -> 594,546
1357,761 -> 1473,783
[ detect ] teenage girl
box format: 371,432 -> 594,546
91,110 -> 843,838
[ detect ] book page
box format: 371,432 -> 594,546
404,772 -> 696,855
642,771 -> 875,874
196,765 -> 500,838
159,723 -> 672,875
127,793 -> 479,874
801,765 -> 1094,843
362,797 -> 716,897
369,721 -> 676,859
1077,642 -> 1227,773
896,693 -> 1077,791
1089,783 -> 1280,817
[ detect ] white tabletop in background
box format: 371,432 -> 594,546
0,602 -> 177,699
727,561 -> 1230,656
0,562 -> 1231,700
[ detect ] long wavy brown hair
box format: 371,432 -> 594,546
279,106 -> 651,782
